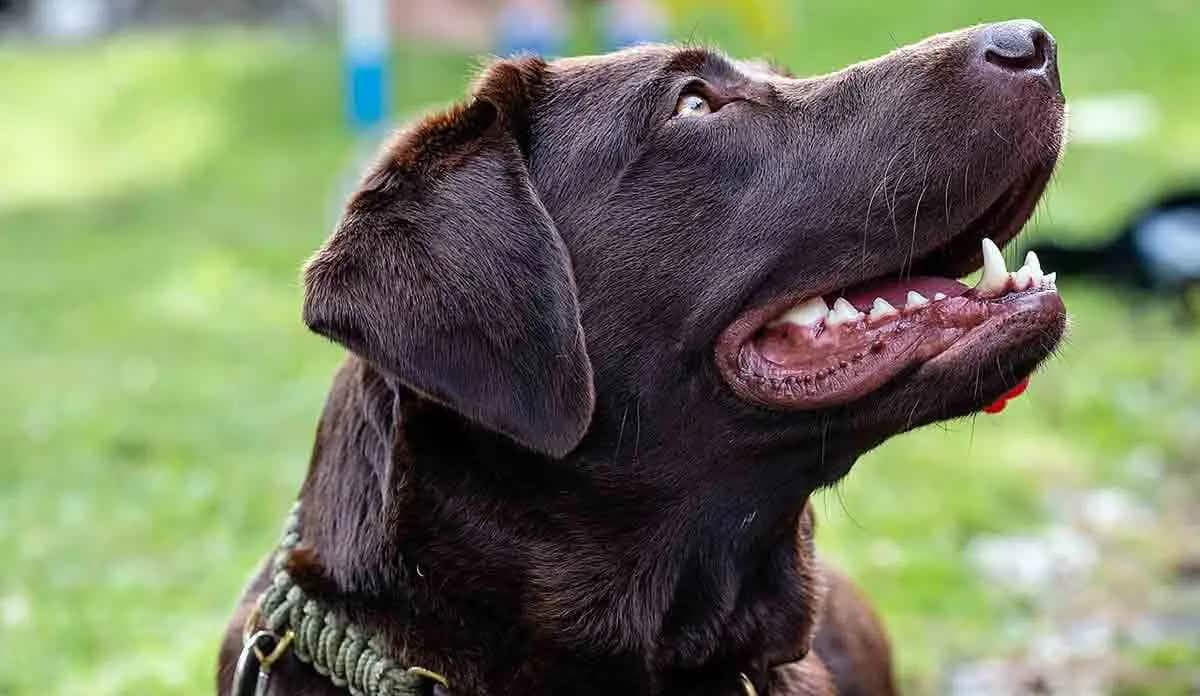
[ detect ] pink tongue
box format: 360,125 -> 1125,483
831,276 -> 970,313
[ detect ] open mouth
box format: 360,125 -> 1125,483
717,169 -> 1067,412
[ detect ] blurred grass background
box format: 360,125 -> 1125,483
2,0 -> 1199,693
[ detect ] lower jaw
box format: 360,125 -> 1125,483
722,287 -> 1063,411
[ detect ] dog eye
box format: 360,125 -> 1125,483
674,93 -> 712,118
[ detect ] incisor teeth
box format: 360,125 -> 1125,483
1045,272 -> 1057,286
826,297 -> 864,327
1018,251 -> 1044,286
869,297 -> 898,321
1025,250 -> 1042,274
772,296 -> 829,327
976,238 -> 1009,296
906,291 -> 929,308
1012,266 -> 1035,291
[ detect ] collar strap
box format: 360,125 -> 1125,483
243,504 -> 763,696
242,503 -> 451,696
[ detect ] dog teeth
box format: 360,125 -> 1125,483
772,296 -> 829,327
976,238 -> 1009,296
970,240 -> 1059,298
771,249 -> 1059,334
1025,250 -> 1042,274
1009,248 -> 1045,291
905,291 -> 929,308
869,297 -> 898,321
825,297 -> 864,327
1012,266 -> 1035,291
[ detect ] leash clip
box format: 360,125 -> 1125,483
233,607 -> 295,696
407,665 -> 451,689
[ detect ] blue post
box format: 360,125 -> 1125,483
342,0 -> 390,135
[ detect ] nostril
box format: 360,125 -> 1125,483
982,21 -> 1055,74
985,30 -> 1047,72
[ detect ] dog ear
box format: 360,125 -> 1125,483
302,57 -> 594,458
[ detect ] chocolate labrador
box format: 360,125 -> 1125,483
218,19 -> 1066,696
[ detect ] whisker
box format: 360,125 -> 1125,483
818,414 -> 830,473
904,397 -> 923,430
614,405 -> 629,459
863,169 -> 890,268
943,171 -> 953,230
878,148 -> 905,247
834,484 -> 865,531
904,157 -> 932,280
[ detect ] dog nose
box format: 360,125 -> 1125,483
978,20 -> 1057,77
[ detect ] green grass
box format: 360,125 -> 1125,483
3,3 -> 1199,693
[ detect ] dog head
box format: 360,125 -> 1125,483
304,21 -> 1066,489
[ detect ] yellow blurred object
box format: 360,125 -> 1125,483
662,0 -> 797,49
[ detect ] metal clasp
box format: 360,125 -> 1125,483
738,672 -> 759,696
232,607 -> 294,696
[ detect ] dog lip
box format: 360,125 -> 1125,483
924,287 -> 1065,369
717,284 -> 1063,411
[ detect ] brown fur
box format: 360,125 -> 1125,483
218,23 -> 1063,695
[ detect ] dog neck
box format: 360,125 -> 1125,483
291,358 -> 823,695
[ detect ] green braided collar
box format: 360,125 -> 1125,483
250,504 -> 450,696
249,506 -> 760,696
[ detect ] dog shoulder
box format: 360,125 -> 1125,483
811,563 -> 898,696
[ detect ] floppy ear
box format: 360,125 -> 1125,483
303,58 -> 594,458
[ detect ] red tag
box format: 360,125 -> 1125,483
982,377 -> 1029,415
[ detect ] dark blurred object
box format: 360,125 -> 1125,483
0,0 -> 30,32
0,0 -> 27,22
1031,189 -> 1200,318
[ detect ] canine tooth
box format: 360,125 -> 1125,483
869,297 -> 898,321
976,238 -> 1009,296
933,292 -> 947,301
1025,250 -> 1042,274
826,298 -> 864,327
905,291 -> 929,308
772,296 -> 830,328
